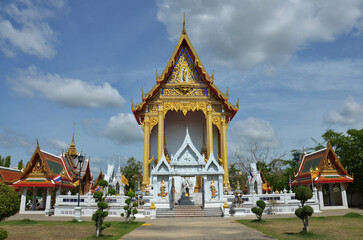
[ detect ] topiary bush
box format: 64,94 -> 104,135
251,200 -> 266,221
121,191 -> 138,223
295,186 -> 314,232
295,186 -> 313,207
92,180 -> 111,237
0,183 -> 20,240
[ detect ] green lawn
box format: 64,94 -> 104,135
0,219 -> 143,240
238,212 -> 363,240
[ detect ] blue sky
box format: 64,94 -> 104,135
1,0 -> 363,174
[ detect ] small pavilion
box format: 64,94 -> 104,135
292,143 -> 353,209
14,131 -> 92,215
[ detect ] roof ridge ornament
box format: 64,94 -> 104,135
182,13 -> 186,35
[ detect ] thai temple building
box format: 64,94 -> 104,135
132,18 -> 238,208
292,143 -> 353,209
13,130 -> 92,215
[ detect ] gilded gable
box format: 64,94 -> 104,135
166,48 -> 205,85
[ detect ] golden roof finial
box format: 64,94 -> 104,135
182,13 -> 186,35
131,98 -> 135,109
156,70 -> 159,81
141,87 -> 145,99
36,138 -> 39,148
226,87 -> 229,99
236,98 -> 239,108
67,122 -> 79,157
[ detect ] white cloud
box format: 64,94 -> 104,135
229,117 -> 280,152
0,129 -> 33,152
323,96 -> 363,127
102,113 -> 143,145
45,138 -> 68,152
84,113 -> 143,145
9,66 -> 125,108
157,0 -> 363,68
0,0 -> 67,58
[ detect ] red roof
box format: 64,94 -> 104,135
292,144 -> 353,186
0,167 -> 21,186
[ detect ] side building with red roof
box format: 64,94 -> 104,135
292,143 -> 353,209
14,131 -> 93,216
0,166 -> 22,188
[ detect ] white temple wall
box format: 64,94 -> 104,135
165,111 -> 204,156
213,125 -> 219,157
150,125 -> 158,159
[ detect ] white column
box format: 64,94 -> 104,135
32,188 -> 38,210
20,187 -> 27,213
341,183 -> 348,208
45,188 -> 52,216
218,175 -> 223,201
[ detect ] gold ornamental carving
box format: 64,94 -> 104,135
149,117 -> 159,134
163,101 -> 207,116
212,116 -> 221,131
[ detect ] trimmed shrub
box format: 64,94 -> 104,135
295,186 -> 314,232
251,200 -> 266,221
0,183 -> 20,239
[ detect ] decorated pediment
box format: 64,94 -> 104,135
152,153 -> 172,176
171,128 -> 205,167
205,153 -> 224,174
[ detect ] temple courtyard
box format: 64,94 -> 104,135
3,208 -> 363,240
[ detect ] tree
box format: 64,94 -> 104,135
18,160 -> 23,170
0,156 -> 3,167
294,186 -> 314,232
121,191 -> 138,222
4,156 -> 10,168
228,163 -> 247,191
92,179 -> 111,237
0,183 -> 20,239
120,157 -> 142,192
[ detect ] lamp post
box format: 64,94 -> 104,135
77,154 -> 84,207
310,168 -> 314,189
74,154 -> 84,222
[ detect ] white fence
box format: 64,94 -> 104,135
224,188 -> 321,217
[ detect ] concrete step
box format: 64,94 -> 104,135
156,206 -> 223,218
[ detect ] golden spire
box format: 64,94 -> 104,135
182,13 -> 186,35
67,122 -> 79,157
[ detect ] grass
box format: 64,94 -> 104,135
238,212 -> 363,240
0,220 -> 143,240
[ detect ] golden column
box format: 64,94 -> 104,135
142,116 -> 150,186
206,105 -> 214,158
157,105 -> 164,162
221,115 -> 230,185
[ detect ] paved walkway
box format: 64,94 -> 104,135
122,219 -> 274,240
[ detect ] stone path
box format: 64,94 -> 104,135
121,219 -> 275,240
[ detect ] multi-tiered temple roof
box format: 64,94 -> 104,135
292,143 -> 353,186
